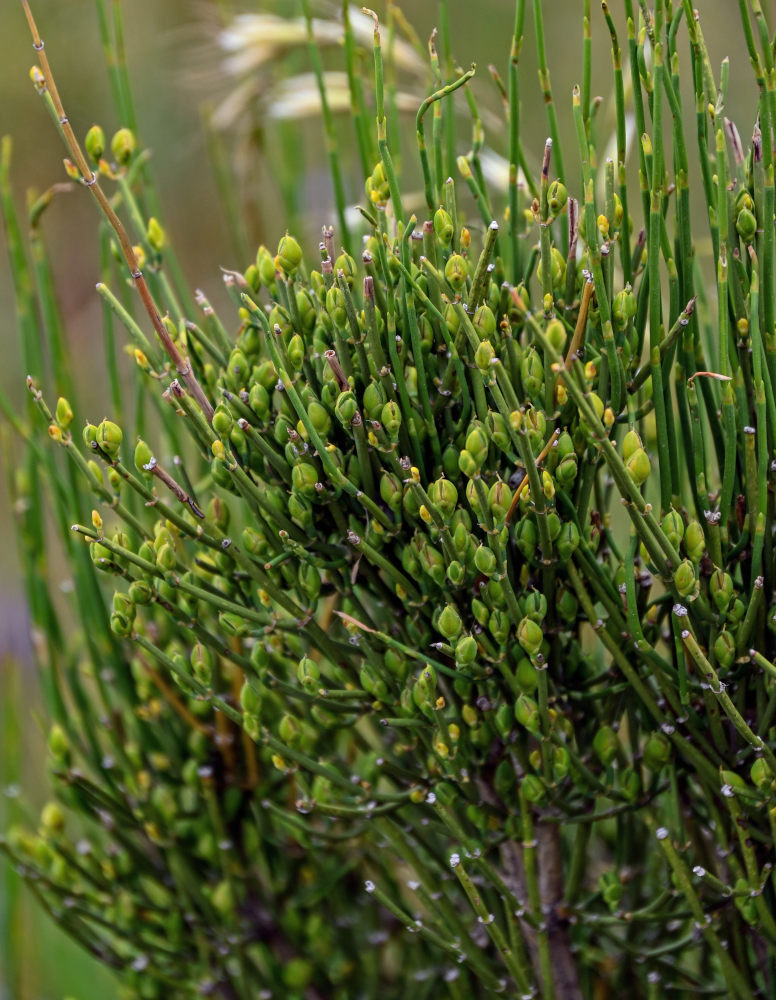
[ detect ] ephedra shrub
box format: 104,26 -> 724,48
3,1 -> 776,998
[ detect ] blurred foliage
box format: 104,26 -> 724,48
1,659 -> 119,1000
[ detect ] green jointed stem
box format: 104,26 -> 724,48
417,64 -> 476,213
532,0 -> 565,187
508,0 -> 526,283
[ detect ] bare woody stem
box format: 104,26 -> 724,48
143,457 -> 205,520
504,428 -> 560,527
20,0 -> 214,423
564,277 -> 594,370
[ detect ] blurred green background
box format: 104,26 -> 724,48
0,0 -> 761,997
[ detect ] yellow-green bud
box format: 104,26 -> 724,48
474,544 -> 497,577
287,333 -> 305,371
156,543 -> 176,572
684,520 -> 706,562
548,179 -> 568,217
438,604 -> 463,641
240,679 -> 261,714
84,124 -> 105,163
443,302 -> 461,334
279,714 -> 301,747
523,590 -> 547,623
661,509 -> 685,549
52,397 -> 73,432
465,425 -> 489,464
40,802 -> 65,834
487,411 -> 511,451
244,264 -> 260,292
445,254 -> 468,293
292,463 -> 319,499
736,207 -> 757,243
96,419 -> 123,460
147,217 -> 166,252
473,304 -> 497,339
599,870 -> 623,912
275,233 -> 303,275
536,247 -> 566,290
475,340 -> 495,372
110,610 -> 133,637
612,286 -> 637,331
334,252 -> 357,286
710,569 -> 735,612
521,774 -> 546,803
750,757 -> 771,789
362,381 -> 386,421
455,635 -> 477,667
128,580 -> 153,605
335,390 -> 358,427
134,439 -> 153,474
63,157 -> 80,181
553,745 -> 571,781
48,724 -> 69,761
283,958 -> 314,990
458,450 -> 480,478
325,285 -> 347,326
513,693 -> 539,734
471,598 -> 489,629
593,725 -> 618,766
713,630 -> 736,670
625,447 -> 651,486
381,400 -> 402,442
256,245 -> 276,286
416,664 -> 437,704
428,477 -> 458,516
517,617 -> 543,657
228,348 -> 250,384
307,400 -> 331,436
521,347 -> 544,397
190,642 -> 212,684
516,658 -> 538,692
111,127 -> 136,166
379,471 -> 403,511
488,480 -> 512,521
515,517 -> 538,559
296,288 -> 316,331
82,422 -> 98,448
643,731 -> 671,770
211,880 -> 234,915
365,161 -> 390,205
545,318 -> 566,352
112,592 -> 135,619
613,192 -> 623,227
622,429 -> 642,462
556,453 -> 578,487
212,404 -> 234,438
295,656 -> 319,694
433,207 -> 454,245
736,189 -> 754,214
673,559 -> 698,600
219,612 -> 248,637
